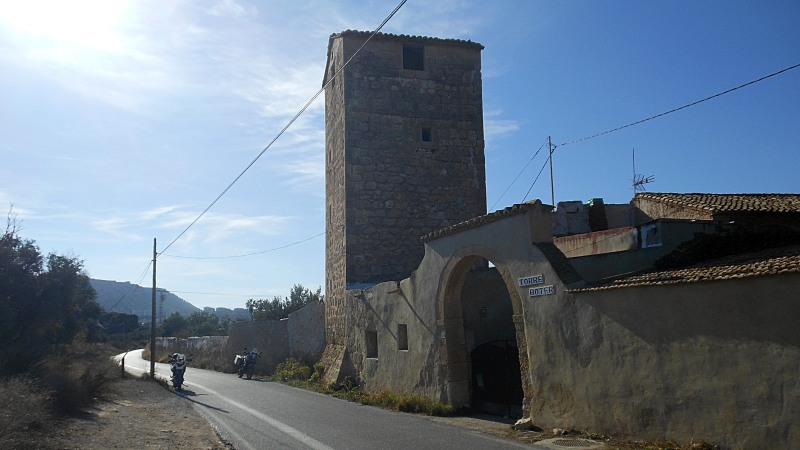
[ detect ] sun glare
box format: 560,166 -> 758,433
0,0 -> 129,51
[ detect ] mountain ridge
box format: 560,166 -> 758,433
90,279 -> 200,322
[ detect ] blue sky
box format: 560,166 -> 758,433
1,0 -> 798,310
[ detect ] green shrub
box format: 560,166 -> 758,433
274,357 -> 311,381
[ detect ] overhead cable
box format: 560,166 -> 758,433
163,231 -> 324,259
557,62 -> 800,148
158,0 -> 409,256
489,137 -> 548,211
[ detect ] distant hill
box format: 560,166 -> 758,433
90,279 -> 200,323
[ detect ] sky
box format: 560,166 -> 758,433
1,0 -> 798,310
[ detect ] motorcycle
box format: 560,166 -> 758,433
169,353 -> 192,390
235,348 -> 261,380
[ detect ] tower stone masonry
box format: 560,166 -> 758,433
324,30 -> 486,344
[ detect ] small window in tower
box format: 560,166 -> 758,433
366,330 -> 378,359
421,127 -> 432,142
403,44 -> 424,71
397,324 -> 408,351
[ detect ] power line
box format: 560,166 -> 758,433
556,62 -> 800,148
158,0 -> 409,256
521,156 -> 551,204
507,63 -> 800,206
489,137 -> 548,211
170,290 -> 275,298
106,261 -> 153,311
163,231 -> 324,259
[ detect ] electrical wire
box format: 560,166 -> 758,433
169,290 -> 274,298
521,156 -> 551,204
163,231 -> 324,259
105,261 -> 153,311
158,0 -> 409,256
556,62 -> 800,148
489,137 -> 548,211
512,63 -> 800,205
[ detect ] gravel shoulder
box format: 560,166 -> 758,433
34,376 -> 230,450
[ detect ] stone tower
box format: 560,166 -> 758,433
324,31 -> 486,345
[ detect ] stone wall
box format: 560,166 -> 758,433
324,34 -> 348,346
227,320 -> 288,374
287,301 -> 326,364
324,32 -> 485,289
155,301 -> 326,375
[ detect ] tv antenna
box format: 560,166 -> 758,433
632,148 -> 654,192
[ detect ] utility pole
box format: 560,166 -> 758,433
548,136 -> 555,207
150,238 -> 157,378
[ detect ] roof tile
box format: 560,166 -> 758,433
571,245 -> 800,292
635,193 -> 800,214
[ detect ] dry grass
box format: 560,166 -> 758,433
0,377 -> 52,447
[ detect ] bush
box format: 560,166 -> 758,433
274,357 -> 311,381
34,343 -> 118,415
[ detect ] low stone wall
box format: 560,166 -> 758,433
155,301 -> 326,375
154,336 -> 230,371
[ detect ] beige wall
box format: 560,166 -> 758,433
340,201 -> 799,449
546,277 -> 800,448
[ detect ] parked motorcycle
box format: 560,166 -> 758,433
235,348 -> 261,380
169,353 -> 192,390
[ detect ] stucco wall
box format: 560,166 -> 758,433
534,276 -> 800,448
340,202 -> 799,448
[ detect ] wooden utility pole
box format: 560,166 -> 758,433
548,136 -> 555,207
150,238 -> 157,378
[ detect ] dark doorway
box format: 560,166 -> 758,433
470,339 -> 523,418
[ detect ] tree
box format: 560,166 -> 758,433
99,312 -> 140,334
160,311 -> 228,338
161,312 -> 188,337
0,211 -> 101,375
246,284 -> 324,322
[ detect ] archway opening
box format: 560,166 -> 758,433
443,256 -> 524,418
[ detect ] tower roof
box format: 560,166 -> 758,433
323,30 -> 483,87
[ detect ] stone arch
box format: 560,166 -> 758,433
437,244 -> 532,415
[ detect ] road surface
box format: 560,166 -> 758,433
116,349 -> 545,450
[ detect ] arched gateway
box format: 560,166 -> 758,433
320,200 -> 582,420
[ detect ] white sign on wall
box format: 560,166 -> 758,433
518,274 -> 544,287
529,285 -> 555,297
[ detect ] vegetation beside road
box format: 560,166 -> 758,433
0,211 -> 144,447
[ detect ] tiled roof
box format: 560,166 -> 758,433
421,201 -> 544,243
635,193 -> 800,214
571,245 -> 800,292
329,30 -> 484,50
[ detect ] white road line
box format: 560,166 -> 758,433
116,352 -> 334,450
189,380 -> 336,450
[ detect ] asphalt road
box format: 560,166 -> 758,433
117,349 -> 545,450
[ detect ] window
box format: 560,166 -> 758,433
403,44 -> 424,71
421,127 -> 432,142
366,330 -> 378,358
397,324 -> 408,351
